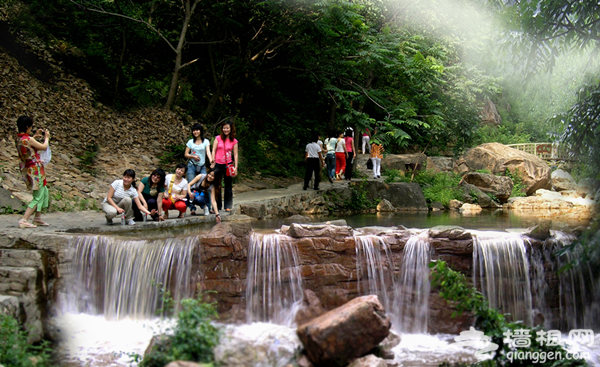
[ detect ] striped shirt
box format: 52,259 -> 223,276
103,179 -> 139,203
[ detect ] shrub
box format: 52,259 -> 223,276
400,170 -> 464,207
0,314 -> 54,367
140,296 -> 220,367
505,168 -> 527,197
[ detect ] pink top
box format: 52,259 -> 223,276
344,137 -> 353,152
362,128 -> 370,137
214,135 -> 238,165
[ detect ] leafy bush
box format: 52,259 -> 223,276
504,168 -> 527,197
140,296 -> 220,367
430,260 -> 587,367
0,314 -> 54,367
158,144 -> 187,167
399,170 -> 464,207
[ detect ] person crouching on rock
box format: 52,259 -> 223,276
187,168 -> 222,223
135,168 -> 166,222
15,116 -> 50,228
102,169 -> 151,225
162,163 -> 189,219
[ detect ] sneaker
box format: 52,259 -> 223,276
126,219 -> 136,225
204,206 -> 210,216
328,176 -> 333,183
106,217 -> 113,225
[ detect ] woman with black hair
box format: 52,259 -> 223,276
187,168 -> 222,223
162,163 -> 188,219
15,116 -> 50,228
210,119 -> 238,212
184,123 -> 212,182
135,168 -> 166,221
102,169 -> 151,225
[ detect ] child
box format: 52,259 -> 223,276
370,140 -> 384,179
304,133 -> 325,190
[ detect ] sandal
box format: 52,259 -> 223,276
19,220 -> 37,229
178,212 -> 185,219
225,208 -> 231,212
33,219 -> 50,226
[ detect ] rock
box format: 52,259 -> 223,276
460,183 -> 493,208
426,157 -> 454,173
430,201 -> 444,211
362,182 -> 428,211
296,295 -> 391,367
461,172 -> 513,202
551,169 -> 577,191
376,199 -> 394,212
577,178 -> 600,198
381,154 -> 427,174
283,215 -> 312,225
454,143 -> 551,195
448,199 -> 463,210
459,203 -> 482,214
0,294 -> 19,318
295,289 -> 327,326
287,223 -> 353,240
214,323 -> 301,367
378,330 -> 401,357
11,191 -> 33,205
348,354 -> 388,367
164,362 -> 204,367
227,198 -> 261,217
0,187 -> 25,212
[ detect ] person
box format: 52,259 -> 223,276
102,169 -> 151,225
303,132 -> 325,190
323,131 -> 337,183
334,131 -> 348,180
15,116 -> 50,228
344,128 -> 356,181
162,163 -> 189,219
361,128 -> 371,154
135,168 -> 166,222
184,123 -> 212,185
187,169 -> 222,223
210,119 -> 238,212
370,140 -> 384,179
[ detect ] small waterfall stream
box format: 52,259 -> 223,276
355,235 -> 396,315
472,231 -> 533,326
63,235 -> 198,319
245,233 -> 304,326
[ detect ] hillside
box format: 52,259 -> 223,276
0,31 -> 200,210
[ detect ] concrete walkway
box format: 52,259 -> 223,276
0,174 -> 364,236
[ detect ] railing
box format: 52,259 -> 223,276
506,143 -> 572,161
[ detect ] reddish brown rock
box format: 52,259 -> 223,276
296,295 -> 391,367
295,289 -> 327,326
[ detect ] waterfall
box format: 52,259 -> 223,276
547,231 -> 600,330
63,235 -> 197,320
393,233 -> 431,333
472,231 -> 533,326
245,233 -> 303,326
354,235 -> 396,315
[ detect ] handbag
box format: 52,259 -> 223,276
366,158 -> 373,170
226,162 -> 236,177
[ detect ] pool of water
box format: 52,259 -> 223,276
110,210 -> 585,239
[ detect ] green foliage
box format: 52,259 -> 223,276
0,313 -> 54,367
140,296 -> 220,367
77,144 -> 99,176
348,179 -> 378,210
504,168 -> 527,198
383,169 -> 400,183
158,144 -> 186,167
429,260 -> 587,367
399,170 -> 463,207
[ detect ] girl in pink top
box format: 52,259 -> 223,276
344,129 -> 356,180
210,120 -> 238,212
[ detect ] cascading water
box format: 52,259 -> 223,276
472,231 -> 533,326
62,235 -> 198,320
393,233 -> 431,334
354,235 -> 396,315
245,233 -> 303,326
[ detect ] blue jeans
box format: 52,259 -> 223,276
186,162 -> 207,212
326,153 -> 336,179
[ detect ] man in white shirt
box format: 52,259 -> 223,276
304,133 -> 325,190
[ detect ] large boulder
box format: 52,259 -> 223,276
551,169 -> 577,192
361,181 -> 428,211
461,172 -> 513,202
381,154 -> 427,173
454,143 -> 551,195
296,295 -> 391,367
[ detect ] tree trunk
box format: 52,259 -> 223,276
113,28 -> 126,106
165,0 -> 199,110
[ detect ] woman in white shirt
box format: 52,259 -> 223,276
162,163 -> 189,219
102,169 -> 151,225
334,132 -> 348,180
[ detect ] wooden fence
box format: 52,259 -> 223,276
506,143 -> 572,161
